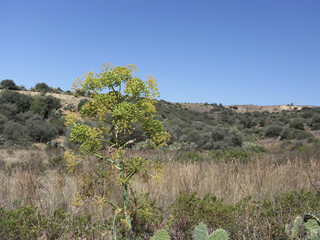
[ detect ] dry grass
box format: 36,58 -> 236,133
0,89 -> 89,108
178,102 -> 312,113
0,147 -> 319,223
133,154 -> 319,209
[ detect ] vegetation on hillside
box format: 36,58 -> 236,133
0,77 -> 320,239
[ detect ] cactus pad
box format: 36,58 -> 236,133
208,229 -> 229,240
150,229 -> 171,240
193,222 -> 209,240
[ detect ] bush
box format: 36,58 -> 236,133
30,95 -> 61,118
115,193 -> 164,239
0,79 -> 19,90
49,118 -> 66,135
264,125 -> 283,138
31,82 -> 53,93
0,103 -> 18,120
289,118 -> 306,130
48,155 -> 65,169
77,99 -> 89,111
64,103 -> 76,111
280,128 -> 298,140
25,116 -> 58,142
175,151 -> 208,163
169,192 -> 234,239
0,114 -> 7,133
0,206 -> 106,239
311,115 -> 320,130
280,128 -> 313,141
0,90 -> 33,114
2,121 -> 31,145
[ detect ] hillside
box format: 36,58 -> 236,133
1,87 -> 320,151
1,86 -> 320,240
177,102 -> 315,113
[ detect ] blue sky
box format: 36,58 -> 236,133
0,0 -> 319,106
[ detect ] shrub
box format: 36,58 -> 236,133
49,118 -> 66,135
48,155 -> 65,169
77,99 -> 89,111
0,114 -> 7,133
16,93 -> 33,113
176,151 -> 208,163
30,95 -> 61,118
0,79 -> 19,90
289,118 -> 306,130
169,192 -> 234,239
230,133 -> 243,147
0,103 -> 18,120
16,111 -> 35,124
296,131 -> 314,140
0,206 -> 106,239
44,95 -> 61,112
280,128 -> 313,141
0,205 -> 44,239
0,90 -> 20,104
0,90 -> 33,113
210,149 -> 252,163
64,103 -> 76,111
2,121 -> 31,145
25,116 -> 58,142
264,125 -> 283,138
30,96 -> 49,116
311,115 -> 320,130
114,193 -> 164,239
31,82 -> 53,93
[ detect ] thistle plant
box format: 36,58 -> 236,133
65,63 -> 169,239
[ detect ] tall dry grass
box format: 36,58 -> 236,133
0,147 -> 319,221
134,155 -> 319,209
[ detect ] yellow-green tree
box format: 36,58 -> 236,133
65,63 -> 169,239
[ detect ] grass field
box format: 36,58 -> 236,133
0,141 -> 319,239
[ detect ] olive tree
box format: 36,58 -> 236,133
65,63 -> 169,239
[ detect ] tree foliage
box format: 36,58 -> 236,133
0,79 -> 19,90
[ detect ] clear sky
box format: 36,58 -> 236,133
0,0 -> 319,106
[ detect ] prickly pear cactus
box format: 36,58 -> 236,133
286,215 -> 303,238
150,223 -> 229,240
304,214 -> 320,240
193,222 -> 209,240
150,229 -> 171,240
208,229 -> 229,240
192,222 -> 228,240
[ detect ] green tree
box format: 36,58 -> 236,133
0,79 -> 19,90
32,82 -> 53,93
30,95 -> 61,118
65,63 -> 169,239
